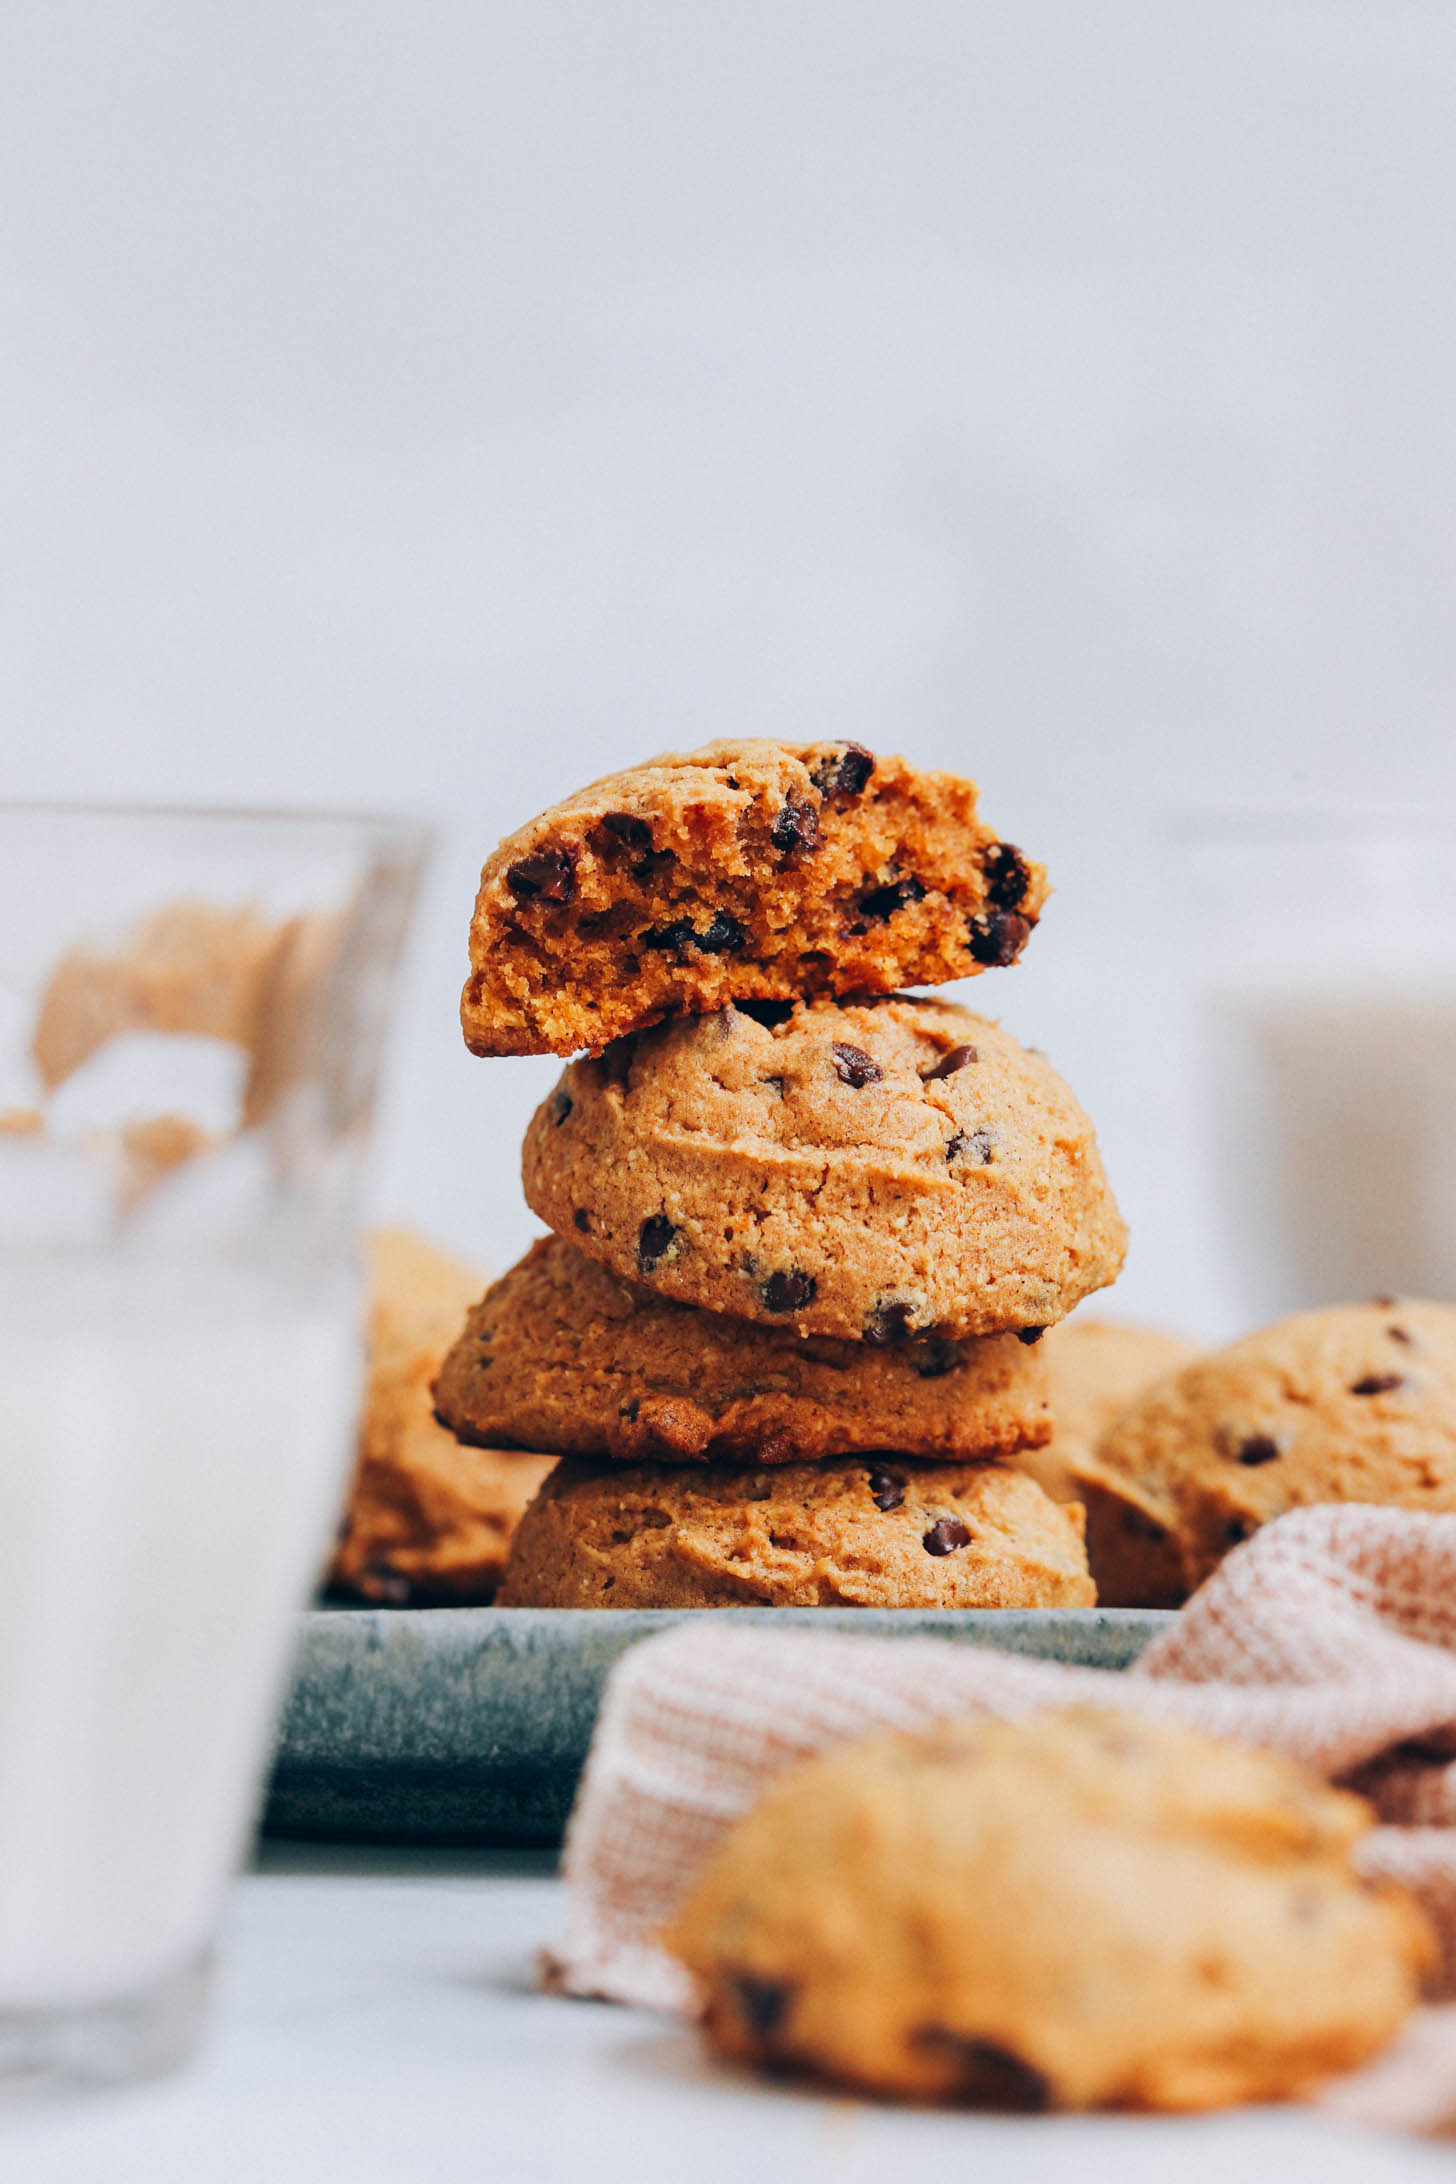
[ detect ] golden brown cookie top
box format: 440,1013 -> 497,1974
434,1234 -> 1051,1467
461,740 -> 1047,1056
496,1455 -> 1094,1610
1077,1298 -> 1456,1605
669,1707 -> 1433,2110
524,994 -> 1127,1341
1019,1318 -> 1201,1503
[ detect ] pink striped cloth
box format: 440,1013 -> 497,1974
547,1505 -> 1456,2133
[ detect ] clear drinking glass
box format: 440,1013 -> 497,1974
0,806 -> 426,2092
1176,812 -> 1456,1327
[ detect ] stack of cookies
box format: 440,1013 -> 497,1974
434,738 -> 1129,1609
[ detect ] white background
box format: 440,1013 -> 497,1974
3,1 -> 1455,1336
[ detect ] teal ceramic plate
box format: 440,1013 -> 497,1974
261,1606 -> 1173,1846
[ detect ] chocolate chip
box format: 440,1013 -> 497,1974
947,1128 -> 993,1165
1388,1325 -> 1413,1345
550,1090 -> 573,1126
642,919 -> 700,953
922,1044 -> 978,1080
1016,1326 -> 1045,1346
600,810 -> 653,850
924,1517 -> 972,1555
762,1269 -> 816,1313
764,1074 -> 785,1097
699,912 -> 746,954
1225,1517 -> 1253,1545
637,1216 -> 678,1269
770,797 -> 820,854
983,841 -> 1032,910
1350,1373 -> 1404,1396
505,845 -> 577,903
831,1040 -> 882,1087
810,742 -> 875,797
911,1336 -> 960,1379
1236,1434 -> 1280,1466
864,1300 -> 917,1345
734,997 -> 795,1028
967,909 -> 1030,966
867,1465 -> 905,1511
732,1973 -> 793,2040
360,1561 -> 413,1607
913,2030 -> 1051,2111
573,1208 -> 589,1233
859,875 -> 926,920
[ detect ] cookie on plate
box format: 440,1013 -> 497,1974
522,995 -> 1126,1343
1016,1318 -> 1200,1504
329,1228 -> 555,1606
1075,1298 -> 1456,1607
460,739 -> 1047,1057
495,1455 -> 1094,1609
433,1234 -> 1051,1467
669,1708 -> 1432,2109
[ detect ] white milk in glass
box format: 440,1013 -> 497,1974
0,1253 -> 359,2009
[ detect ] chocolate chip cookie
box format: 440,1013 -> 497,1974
669,1708 -> 1432,2109
433,1234 -> 1051,1467
495,1455 -> 1094,1608
461,740 -> 1047,1057
522,995 -> 1126,1342
329,1228 -> 556,1605
1076,1298 -> 1456,1607
1018,1318 -> 1200,1505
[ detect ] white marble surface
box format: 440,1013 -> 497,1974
3,1845 -> 1450,2184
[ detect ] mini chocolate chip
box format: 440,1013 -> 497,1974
811,742 -> 875,797
762,1269 -> 816,1313
642,918 -> 700,953
864,1300 -> 917,1345
1388,1325 -> 1413,1345
1370,1293 -> 1398,1307
573,1208 -> 589,1233
733,1973 -> 793,2039
983,841 -> 1032,910
831,1040 -> 882,1087
637,1215 -> 678,1269
867,1465 -> 906,1511
1016,1326 -> 1045,1346
770,797 -> 820,854
1236,1433 -> 1280,1466
698,912 -> 746,954
550,1090 -> 573,1126
967,909 -> 1030,966
505,846 -> 577,903
361,1561 -> 413,1607
734,997 -> 795,1027
1225,1517 -> 1253,1545
923,1517 -> 972,1555
913,2030 -> 1051,2112
922,1043 -> 978,1080
946,1128 -> 993,1165
859,875 -> 926,920
1351,1372 -> 1405,1395
600,810 -> 653,850
764,1074 -> 785,1097
911,1337 -> 960,1379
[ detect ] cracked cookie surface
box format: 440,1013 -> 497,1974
522,994 -> 1126,1342
496,1455 -> 1094,1608
433,1234 -> 1050,1466
1075,1298 -> 1456,1606
461,739 -> 1047,1056
668,1708 -> 1432,2109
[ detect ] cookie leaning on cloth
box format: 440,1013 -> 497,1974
460,739 -> 1047,1057
1074,1298 -> 1456,1606
669,1708 -> 1432,2109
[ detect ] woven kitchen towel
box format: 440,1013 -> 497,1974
547,1504 -> 1456,2132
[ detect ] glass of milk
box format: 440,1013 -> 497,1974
0,807 -> 425,2092
1176,813 -> 1456,1329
